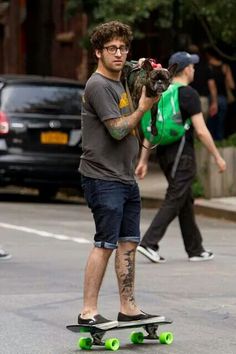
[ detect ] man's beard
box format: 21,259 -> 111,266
101,56 -> 124,73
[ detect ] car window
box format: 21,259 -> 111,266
1,84 -> 83,115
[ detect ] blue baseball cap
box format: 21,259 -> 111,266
168,51 -> 199,72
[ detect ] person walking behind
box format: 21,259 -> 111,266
205,46 -> 235,141
78,21 -> 162,329
0,246 -> 12,260
188,44 -> 218,121
136,51 -> 226,263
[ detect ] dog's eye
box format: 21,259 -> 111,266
150,72 -> 159,79
151,71 -> 161,77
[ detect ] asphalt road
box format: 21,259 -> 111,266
0,192 -> 235,354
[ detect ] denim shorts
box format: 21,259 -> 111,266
81,176 -> 141,249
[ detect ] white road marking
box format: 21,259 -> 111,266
0,222 -> 91,244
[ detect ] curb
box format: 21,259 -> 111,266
194,202 -> 236,222
141,196 -> 236,223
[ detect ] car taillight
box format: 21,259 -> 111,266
0,111 -> 9,134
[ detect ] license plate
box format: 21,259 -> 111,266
40,131 -> 68,144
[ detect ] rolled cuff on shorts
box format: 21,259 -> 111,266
119,236 -> 140,244
94,241 -> 117,249
94,236 -> 140,250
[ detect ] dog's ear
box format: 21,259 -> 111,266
167,63 -> 178,79
141,59 -> 153,72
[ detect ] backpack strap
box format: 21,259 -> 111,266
124,76 -> 151,149
170,135 -> 186,179
170,83 -> 190,179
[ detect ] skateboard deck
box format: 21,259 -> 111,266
67,316 -> 173,351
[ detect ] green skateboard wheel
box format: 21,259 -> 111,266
105,338 -> 120,351
159,331 -> 174,345
130,331 -> 144,344
77,337 -> 93,350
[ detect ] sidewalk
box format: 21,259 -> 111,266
137,163 -> 236,222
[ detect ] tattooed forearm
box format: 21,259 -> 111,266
105,117 -> 130,140
104,109 -> 144,140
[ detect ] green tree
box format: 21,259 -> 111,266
65,0 -> 236,51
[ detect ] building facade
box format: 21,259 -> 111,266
0,0 -> 88,83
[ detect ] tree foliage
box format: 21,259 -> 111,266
65,0 -> 236,48
185,0 -> 236,46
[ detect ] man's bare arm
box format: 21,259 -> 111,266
208,79 -> 217,105
135,138 -> 152,179
208,79 -> 218,117
192,112 -> 226,172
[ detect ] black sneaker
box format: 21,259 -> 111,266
0,249 -> 12,260
137,245 -> 166,263
78,314 -> 118,330
189,251 -> 214,262
117,310 -> 165,324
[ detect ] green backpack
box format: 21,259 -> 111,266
141,82 -> 191,145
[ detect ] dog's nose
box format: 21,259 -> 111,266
154,82 -> 162,90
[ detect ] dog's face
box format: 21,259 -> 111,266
144,61 -> 176,95
122,59 -> 178,108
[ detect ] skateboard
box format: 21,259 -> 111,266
67,316 -> 173,351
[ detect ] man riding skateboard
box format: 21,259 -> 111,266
78,21 -> 162,329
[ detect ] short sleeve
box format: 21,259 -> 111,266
86,81 -> 122,121
179,86 -> 201,118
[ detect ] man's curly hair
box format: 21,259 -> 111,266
90,21 -> 133,50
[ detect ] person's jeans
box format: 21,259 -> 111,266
207,95 -> 228,141
140,153 -> 204,257
81,176 -> 141,249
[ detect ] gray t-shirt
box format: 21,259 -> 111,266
79,72 -> 139,183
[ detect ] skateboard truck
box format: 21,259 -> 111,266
78,327 -> 120,350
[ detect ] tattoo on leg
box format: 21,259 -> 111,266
116,248 -> 136,305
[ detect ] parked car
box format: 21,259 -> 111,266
0,75 -> 84,199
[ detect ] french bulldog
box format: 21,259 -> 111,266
121,59 -> 178,136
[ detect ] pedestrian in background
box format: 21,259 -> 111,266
136,51 -> 226,263
205,46 -> 235,141
224,61 -> 236,137
188,44 -> 218,121
77,21 -> 162,329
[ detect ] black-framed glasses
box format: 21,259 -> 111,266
103,45 -> 129,55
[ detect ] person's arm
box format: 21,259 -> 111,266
191,113 -> 226,172
223,63 -> 235,90
135,139 -> 152,179
207,79 -> 218,117
104,86 -> 160,140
